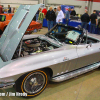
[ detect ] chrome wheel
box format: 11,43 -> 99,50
16,70 -> 48,97
23,72 -> 46,94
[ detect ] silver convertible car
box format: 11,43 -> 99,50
0,4 -> 100,97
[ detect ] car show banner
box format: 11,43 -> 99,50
61,5 -> 74,13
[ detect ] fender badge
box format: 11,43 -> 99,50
63,57 -> 69,61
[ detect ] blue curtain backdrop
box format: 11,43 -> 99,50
61,5 -> 74,13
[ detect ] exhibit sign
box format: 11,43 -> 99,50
61,5 -> 74,13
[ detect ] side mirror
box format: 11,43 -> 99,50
86,43 -> 92,48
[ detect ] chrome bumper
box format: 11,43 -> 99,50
0,82 -> 15,89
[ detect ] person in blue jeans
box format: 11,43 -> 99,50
81,9 -> 90,30
65,8 -> 71,25
90,10 -> 98,34
46,7 -> 56,31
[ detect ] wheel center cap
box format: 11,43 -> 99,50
30,78 -> 39,86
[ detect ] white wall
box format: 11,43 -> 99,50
47,0 -> 100,15
47,0 -> 87,14
92,2 -> 100,12
0,0 -> 100,14
0,0 -> 39,7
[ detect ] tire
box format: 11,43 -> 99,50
15,70 -> 49,98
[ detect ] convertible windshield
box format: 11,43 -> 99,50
0,15 -> 6,22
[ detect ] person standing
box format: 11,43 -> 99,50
81,9 -> 90,30
54,8 -> 57,26
46,7 -> 56,31
70,8 -> 76,16
56,6 -> 64,32
8,5 -> 11,13
0,5 -> 3,14
38,8 -> 44,24
56,6 -> 64,24
36,8 -> 41,21
36,9 -> 39,21
65,8 -> 71,25
54,8 -> 58,16
90,10 -> 98,34
1,5 -> 4,13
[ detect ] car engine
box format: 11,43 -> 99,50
13,38 -> 57,59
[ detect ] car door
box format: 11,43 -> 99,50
50,45 -> 79,76
64,45 -> 79,72
75,43 -> 100,70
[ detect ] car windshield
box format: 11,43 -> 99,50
46,24 -> 83,44
0,15 -> 6,22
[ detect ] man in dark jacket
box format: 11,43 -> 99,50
81,9 -> 90,30
46,7 -> 56,30
8,5 -> 11,13
90,10 -> 98,34
70,8 -> 76,16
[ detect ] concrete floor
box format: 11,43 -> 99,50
0,28 -> 100,100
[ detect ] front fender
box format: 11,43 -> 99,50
0,49 -> 66,78
0,46 -> 78,82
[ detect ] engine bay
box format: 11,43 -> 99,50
13,38 -> 58,59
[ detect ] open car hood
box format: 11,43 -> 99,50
0,4 -> 41,61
